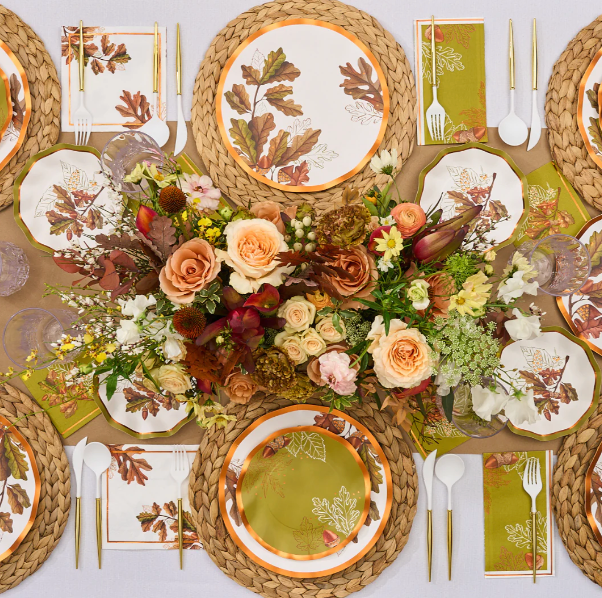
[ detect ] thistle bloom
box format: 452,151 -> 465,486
370,148 -> 398,175
375,226 -> 403,261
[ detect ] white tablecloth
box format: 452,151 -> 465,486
5,450 -> 595,597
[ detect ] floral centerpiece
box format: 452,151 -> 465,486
2,141 -> 546,431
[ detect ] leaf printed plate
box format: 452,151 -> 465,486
93,373 -> 193,439
237,426 -> 370,560
558,215 -> 602,354
577,47 -> 602,170
0,415 -> 40,563
585,438 -> 602,547
416,143 -> 528,251
220,405 -> 391,577
0,66 -> 12,144
499,327 -> 600,441
14,144 -> 122,253
216,19 -> 389,192
0,40 -> 31,173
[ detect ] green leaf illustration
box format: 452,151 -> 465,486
229,118 -> 257,164
225,84 -> 251,115
267,130 -> 290,167
3,434 -> 28,481
260,48 -> 286,84
588,117 -> 602,153
358,444 -> 383,492
263,84 -> 293,100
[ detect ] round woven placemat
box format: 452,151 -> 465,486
189,397 -> 417,596
0,383 -> 70,593
0,5 -> 60,211
545,15 -> 602,210
191,0 -> 416,214
553,400 -> 602,586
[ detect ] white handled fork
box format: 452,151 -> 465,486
74,20 -> 92,145
170,445 -> 190,569
523,457 -> 543,583
425,15 -> 447,142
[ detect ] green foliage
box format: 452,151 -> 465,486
444,252 -> 480,288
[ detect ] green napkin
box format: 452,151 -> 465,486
406,396 -> 469,458
483,450 -> 554,577
415,18 -> 487,145
514,162 -> 590,245
22,363 -> 100,438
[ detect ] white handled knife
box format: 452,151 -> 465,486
73,436 -> 87,569
423,449 -> 437,582
174,23 -> 187,156
527,19 -> 541,151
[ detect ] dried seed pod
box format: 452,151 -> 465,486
323,529 -> 340,548
484,452 -> 519,469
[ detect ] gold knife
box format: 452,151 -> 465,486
423,450 -> 437,581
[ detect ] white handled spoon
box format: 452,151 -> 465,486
499,20 -> 528,146
435,454 -> 465,581
84,442 -> 112,569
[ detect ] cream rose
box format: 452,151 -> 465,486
299,328 -> 327,357
367,317 -> 434,389
152,364 -> 192,394
215,218 -> 293,294
274,331 -> 308,365
278,296 -> 316,333
315,315 -> 346,344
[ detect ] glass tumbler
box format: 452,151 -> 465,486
3,308 -> 78,370
526,234 -> 591,296
0,242 -> 29,296
100,131 -> 163,195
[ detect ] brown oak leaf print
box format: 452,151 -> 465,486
115,90 -> 151,129
62,27 -> 131,73
225,47 -> 321,185
136,501 -> 202,549
123,379 -> 181,420
339,58 -> 384,112
109,445 -> 152,486
8,74 -> 25,132
38,367 -> 92,419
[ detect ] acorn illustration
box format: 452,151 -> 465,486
525,553 -> 544,570
484,452 -> 519,469
262,435 -> 292,458
323,529 -> 340,548
347,431 -> 368,450
425,24 -> 444,42
314,413 -> 345,434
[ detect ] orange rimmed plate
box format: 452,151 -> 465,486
578,48 -> 602,170
219,405 -> 392,578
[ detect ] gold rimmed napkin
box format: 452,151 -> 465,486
415,18 -> 487,145
60,25 -> 167,132
102,444 -> 201,550
483,450 -> 554,577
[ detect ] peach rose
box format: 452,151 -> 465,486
223,371 -> 258,404
307,344 -> 359,386
316,315 -> 346,343
367,316 -> 434,389
299,328 -> 327,357
424,272 -> 456,319
321,245 -> 378,310
391,203 -> 426,237
159,238 -> 221,304
215,219 -> 293,294
250,201 -> 286,234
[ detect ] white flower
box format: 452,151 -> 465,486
407,279 -> 430,310
379,215 -> 396,226
484,249 -> 497,262
503,251 -> 536,278
377,258 -> 394,272
504,389 -> 539,426
497,271 -> 539,304
370,148 -> 398,175
118,295 -> 157,320
116,320 -> 141,345
504,308 -> 542,341
471,384 -> 508,422
162,333 -> 187,362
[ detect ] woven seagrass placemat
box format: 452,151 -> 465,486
553,400 -> 602,586
191,0 -> 416,215
0,383 -> 70,593
0,5 -> 61,211
545,15 -> 602,210
188,397 -> 417,596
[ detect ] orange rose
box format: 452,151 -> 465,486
423,272 -> 456,319
367,316 -> 433,389
159,238 -> 221,304
307,344 -> 359,386
305,290 -> 334,310
391,203 -> 426,237
250,200 -> 286,234
321,245 -> 378,310
222,371 -> 258,404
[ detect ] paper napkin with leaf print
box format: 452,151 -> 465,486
405,395 -> 469,457
60,26 -> 167,132
483,451 -> 554,577
21,363 -> 100,438
513,162 -> 590,245
415,18 -> 487,145
102,445 -> 201,550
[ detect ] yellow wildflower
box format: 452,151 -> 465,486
449,271 -> 492,317
25,349 -> 38,363
21,370 -> 32,381
205,227 -> 221,240
198,216 -> 212,228
83,333 -> 94,345
104,343 -> 116,353
95,352 -> 108,363
375,226 -> 403,261
61,342 -> 75,351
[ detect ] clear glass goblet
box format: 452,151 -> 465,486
0,242 -> 29,296
3,308 -> 79,370
526,234 -> 591,296
450,379 -> 508,439
100,131 -> 163,195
